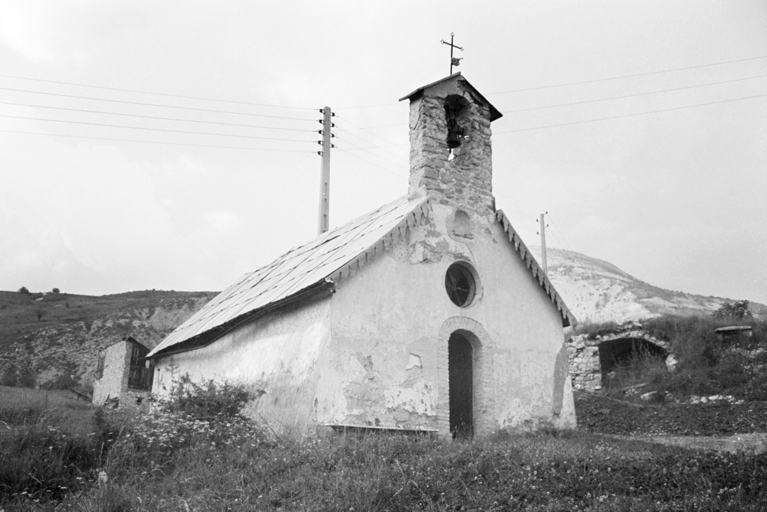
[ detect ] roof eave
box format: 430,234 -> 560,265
147,279 -> 335,360
399,73 -> 502,122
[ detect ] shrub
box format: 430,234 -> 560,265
17,367 -> 36,388
1,364 -> 19,387
18,286 -> 29,294
162,374 -> 254,421
108,375 -> 262,467
713,300 -> 753,320
52,288 -> 60,294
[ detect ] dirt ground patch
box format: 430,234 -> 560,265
575,391 -> 767,436
610,433 -> 767,454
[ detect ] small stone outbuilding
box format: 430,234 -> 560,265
147,73 -> 577,438
567,324 -> 672,391
92,336 -> 153,408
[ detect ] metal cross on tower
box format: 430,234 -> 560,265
441,33 -> 463,75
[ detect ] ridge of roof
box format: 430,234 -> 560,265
399,73 -> 502,122
496,209 -> 577,328
148,194 -> 430,358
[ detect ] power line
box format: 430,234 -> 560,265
334,115 -> 408,164
0,128 -> 316,152
333,133 -> 408,168
342,123 -> 404,130
545,213 -> 574,251
502,75 -> 767,114
335,146 -> 407,179
0,114 -> 315,142
495,93 -> 767,134
335,114 -> 403,147
334,102 -> 400,110
489,55 -> 767,94
0,73 -> 316,111
0,86 -> 315,122
0,100 -> 317,132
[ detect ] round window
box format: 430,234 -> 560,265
445,262 -> 477,307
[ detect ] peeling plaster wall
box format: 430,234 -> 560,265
92,340 -> 130,406
319,203 -> 575,437
152,296 -> 331,436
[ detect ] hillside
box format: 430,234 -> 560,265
0,290 -> 216,387
530,247 -> 767,324
1,248 -> 764,388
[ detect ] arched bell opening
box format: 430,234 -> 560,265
444,94 -> 470,160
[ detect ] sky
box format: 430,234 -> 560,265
0,0 -> 765,305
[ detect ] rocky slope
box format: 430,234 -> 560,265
529,247 -> 766,324
0,290 -> 216,387
1,248 -> 763,387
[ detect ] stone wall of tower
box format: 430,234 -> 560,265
407,78 -> 495,216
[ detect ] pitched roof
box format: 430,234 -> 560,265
496,210 -> 576,327
148,196 -> 576,358
148,194 -> 430,358
399,72 -> 503,122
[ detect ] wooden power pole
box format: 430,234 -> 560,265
538,212 -> 549,276
318,106 -> 333,234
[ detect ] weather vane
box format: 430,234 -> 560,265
441,33 -> 463,75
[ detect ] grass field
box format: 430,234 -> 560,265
2,316 -> 766,510
0,386 -> 95,433
2,383 -> 766,511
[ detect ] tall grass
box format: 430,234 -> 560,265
2,377 -> 766,511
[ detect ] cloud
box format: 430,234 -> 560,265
0,1 -> 91,66
0,134 -> 184,293
203,211 -> 241,235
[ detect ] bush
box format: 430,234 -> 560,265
17,367 -> 36,388
52,288 -> 60,294
18,286 -> 29,294
1,364 -> 19,386
162,374 -> 254,421
713,300 -> 753,320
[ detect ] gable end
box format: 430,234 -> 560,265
496,210 -> 576,327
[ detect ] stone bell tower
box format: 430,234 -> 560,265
400,73 -> 502,217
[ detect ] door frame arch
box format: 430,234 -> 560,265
437,317 -> 495,438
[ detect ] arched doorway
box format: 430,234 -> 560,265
449,331 -> 474,438
598,337 -> 668,374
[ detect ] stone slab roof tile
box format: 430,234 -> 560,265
148,194 -> 429,357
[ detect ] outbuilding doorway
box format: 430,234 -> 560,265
448,331 -> 474,438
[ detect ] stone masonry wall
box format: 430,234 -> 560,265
92,340 -> 150,409
567,325 -> 672,391
92,340 -> 130,405
408,79 -> 495,216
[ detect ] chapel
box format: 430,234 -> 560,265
146,73 -> 577,437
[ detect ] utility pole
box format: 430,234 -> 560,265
317,106 -> 334,234
538,212 -> 549,276
441,33 -> 463,75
